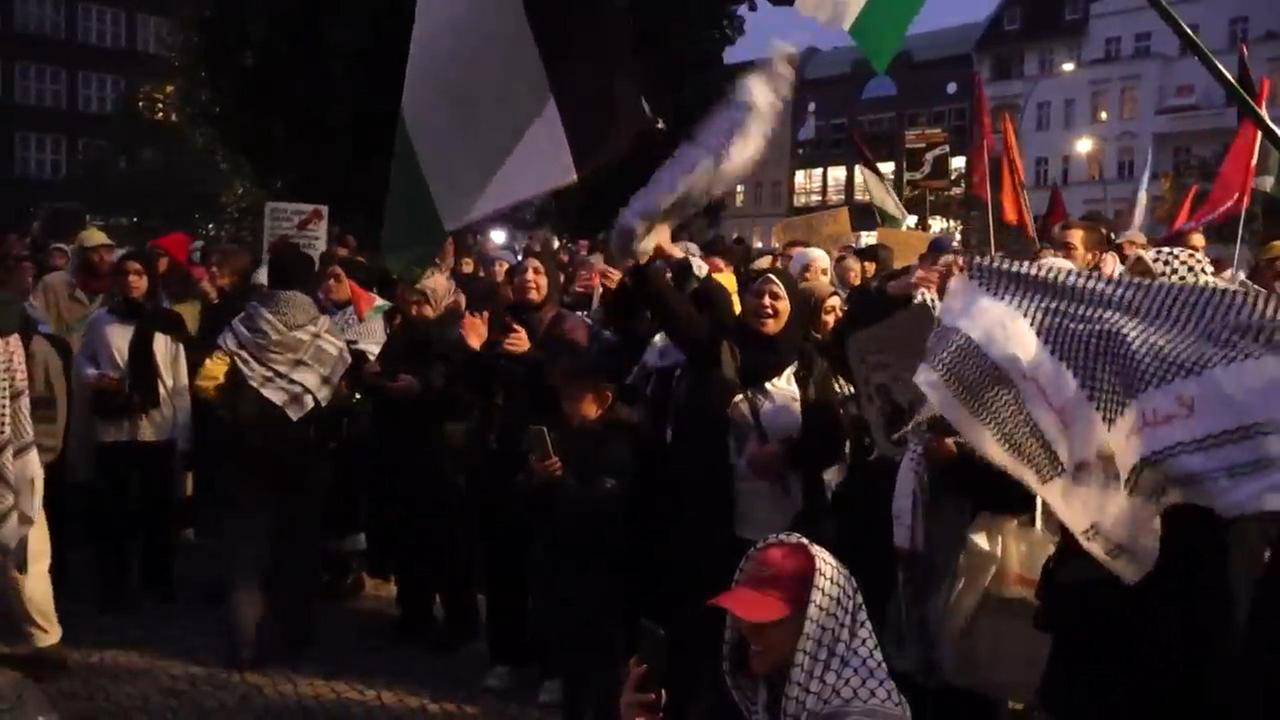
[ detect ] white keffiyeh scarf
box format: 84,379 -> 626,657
724,533 -> 912,720
0,335 -> 41,559
219,291 -> 352,421
330,298 -> 391,361
915,256 -> 1280,582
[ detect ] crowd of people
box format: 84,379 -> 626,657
0,214 -> 1275,720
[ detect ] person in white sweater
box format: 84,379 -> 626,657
73,250 -> 190,611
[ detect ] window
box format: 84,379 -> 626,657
1061,155 -> 1071,185
1120,86 -> 1138,120
1038,48 -> 1057,76
78,3 -> 126,48
1180,24 -> 1199,56
1117,147 -> 1136,180
14,133 -> 67,180
930,108 -> 948,127
137,13 -> 174,55
860,114 -> 895,132
1091,90 -> 1109,123
15,0 -> 65,37
1172,145 -> 1193,175
734,183 -> 746,208
1034,157 -> 1050,188
828,119 -> 847,150
753,182 -> 763,207
905,110 -> 928,129
1104,37 -> 1122,61
826,166 -> 848,205
1065,0 -> 1084,20
948,105 -> 969,138
1133,32 -> 1152,58
770,181 -> 782,208
15,63 -> 67,109
991,50 -> 1025,81
1003,6 -> 1022,31
1228,17 -> 1249,48
1035,101 -> 1052,132
78,71 -> 124,114
877,162 -> 897,191
1063,98 -> 1076,130
793,169 -> 824,207
1087,150 -> 1104,181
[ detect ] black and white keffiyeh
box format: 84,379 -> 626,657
724,533 -> 911,720
0,335 -> 41,558
915,256 -> 1280,581
219,291 -> 352,421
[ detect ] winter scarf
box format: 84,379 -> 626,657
506,251 -> 564,340
218,290 -> 351,421
329,278 -> 391,361
415,268 -> 466,318
103,252 -> 187,416
915,255 -> 1280,582
735,270 -> 803,389
724,533 -> 912,720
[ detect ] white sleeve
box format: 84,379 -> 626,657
169,338 -> 192,453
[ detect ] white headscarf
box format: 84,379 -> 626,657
788,247 -> 832,281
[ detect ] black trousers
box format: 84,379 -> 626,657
481,490 -> 534,667
94,441 -> 179,605
394,463 -> 479,638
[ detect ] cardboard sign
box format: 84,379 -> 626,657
845,304 -> 935,460
263,202 -> 329,260
770,207 -> 853,254
875,228 -> 933,269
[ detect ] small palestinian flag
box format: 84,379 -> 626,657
382,0 -> 648,267
790,0 -> 926,73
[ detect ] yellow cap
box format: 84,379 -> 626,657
75,227 -> 115,250
1260,240 -> 1280,262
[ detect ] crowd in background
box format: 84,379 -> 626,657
0,213 -> 1276,720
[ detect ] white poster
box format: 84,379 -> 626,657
263,202 -> 329,260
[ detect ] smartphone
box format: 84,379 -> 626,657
526,425 -> 555,463
636,619 -> 667,695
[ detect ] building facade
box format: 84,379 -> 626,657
976,0 -> 1280,230
720,59 -> 795,248
0,0 -> 180,228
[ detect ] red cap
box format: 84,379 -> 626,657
149,232 -> 193,270
708,543 -> 814,623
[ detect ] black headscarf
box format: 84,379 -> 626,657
107,251 -> 188,415
735,268 -> 804,388
506,248 -> 563,339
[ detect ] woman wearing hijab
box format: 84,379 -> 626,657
631,233 -> 846,718
788,248 -> 832,284
75,251 -> 190,611
459,249 -> 590,696
374,270 -> 480,653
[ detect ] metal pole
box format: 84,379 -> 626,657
1146,0 -> 1280,152
984,135 -> 996,255
1233,129 -> 1263,274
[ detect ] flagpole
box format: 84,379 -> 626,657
1232,129 -> 1264,274
984,135 -> 996,255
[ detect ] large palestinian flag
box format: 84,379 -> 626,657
382,0 -> 648,267
788,0 -> 925,73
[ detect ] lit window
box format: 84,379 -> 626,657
877,162 -> 897,190
1063,98 -> 1076,130
1034,157 -> 1050,188
826,166 -> 848,205
1035,101 -> 1052,132
1064,0 -> 1084,20
15,0 -> 65,38
1133,32 -> 1152,58
793,169 -> 824,208
14,132 -> 67,180
1091,90 -> 1109,123
734,183 -> 746,208
137,14 -> 175,55
1117,147 -> 1136,180
78,3 -> 127,49
15,63 -> 67,109
1120,86 -> 1139,121
1228,17 -> 1249,48
78,72 -> 125,114
1004,6 -> 1022,31
1104,37 -> 1122,61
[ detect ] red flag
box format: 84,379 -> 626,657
1173,77 -> 1270,234
999,112 -> 1037,241
1039,184 -> 1069,238
969,72 -> 994,203
1170,185 -> 1199,231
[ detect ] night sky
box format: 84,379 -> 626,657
726,0 -> 1002,62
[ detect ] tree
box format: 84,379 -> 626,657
186,0 -> 750,250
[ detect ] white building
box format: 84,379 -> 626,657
977,0 -> 1280,231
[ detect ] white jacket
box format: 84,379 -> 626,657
73,309 -> 191,452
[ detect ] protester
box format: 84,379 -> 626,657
43,245 -> 70,277
1165,227 -> 1208,254
193,244 -> 255,366
1114,229 -> 1149,264
75,251 -> 191,612
149,232 -> 203,335
787,247 -> 832,283
1054,220 -> 1110,272
778,240 -> 808,272
31,228 -> 116,352
622,535 -> 911,720
831,253 -> 862,298
196,241 -> 350,668
1252,240 -> 1280,292
856,244 -> 895,286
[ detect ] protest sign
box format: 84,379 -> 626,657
263,202 -> 329,260
845,304 -> 935,459
770,207 -> 853,254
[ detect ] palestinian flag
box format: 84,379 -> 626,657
382,0 -> 648,268
857,164 -> 907,228
790,0 -> 926,73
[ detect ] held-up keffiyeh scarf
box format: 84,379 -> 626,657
218,291 -> 352,421
724,533 -> 912,720
0,335 -> 42,568
915,255 -> 1280,582
331,281 -> 391,361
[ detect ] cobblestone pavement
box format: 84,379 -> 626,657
38,562 -> 552,719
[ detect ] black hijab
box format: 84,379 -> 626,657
107,251 -> 188,414
506,249 -> 563,339
734,268 -> 804,389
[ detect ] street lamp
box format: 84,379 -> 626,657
1074,135 -> 1111,216
1060,61 -> 1077,73
488,227 -> 509,246
1074,136 -> 1095,155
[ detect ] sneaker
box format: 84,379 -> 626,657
481,665 -> 514,692
536,678 -> 564,707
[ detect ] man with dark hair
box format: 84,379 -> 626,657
1056,220 -> 1109,271
1166,228 -> 1208,255
779,240 -> 809,271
